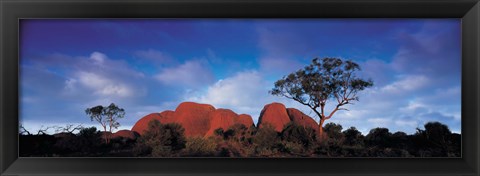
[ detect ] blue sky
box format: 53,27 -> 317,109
19,19 -> 461,134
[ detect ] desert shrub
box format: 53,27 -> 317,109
216,140 -> 253,157
339,145 -> 368,157
424,122 -> 452,147
278,141 -> 305,155
51,127 -> 107,156
281,122 -> 318,152
365,127 -> 392,148
75,127 -> 103,155
343,127 -> 364,147
52,133 -> 77,155
253,123 -> 280,156
214,128 -> 224,137
390,131 -> 410,150
323,123 -> 344,147
214,124 -> 257,157
230,124 -> 255,142
135,120 -> 186,157
215,124 -> 255,143
183,137 -> 217,156
411,121 -> 455,157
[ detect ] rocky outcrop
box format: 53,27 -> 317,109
205,109 -> 238,136
174,102 -> 216,137
257,103 -> 319,132
286,108 -> 318,131
131,110 -> 176,135
257,103 -> 291,132
238,114 -> 254,127
132,102 -> 255,137
131,113 -> 162,135
132,102 -> 318,137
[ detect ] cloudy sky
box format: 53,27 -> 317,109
20,19 -> 461,134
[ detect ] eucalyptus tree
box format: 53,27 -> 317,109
270,57 -> 373,139
85,103 -> 125,143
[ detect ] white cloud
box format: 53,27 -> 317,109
90,52 -> 107,64
76,71 -> 133,97
155,59 -> 214,87
381,75 -> 430,93
61,52 -> 146,98
186,70 -> 274,121
191,71 -> 264,106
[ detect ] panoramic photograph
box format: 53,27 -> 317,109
19,19 -> 461,157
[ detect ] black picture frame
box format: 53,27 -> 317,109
1,0 -> 479,175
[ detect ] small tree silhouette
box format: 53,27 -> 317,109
85,103 -> 125,143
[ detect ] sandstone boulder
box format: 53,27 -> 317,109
175,102 -> 216,137
257,102 -> 291,132
286,108 -> 319,131
131,113 -> 163,135
205,109 -> 238,136
238,114 -> 254,127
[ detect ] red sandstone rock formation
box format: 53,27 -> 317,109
133,103 -> 255,137
131,110 -> 176,135
174,102 -> 216,137
238,114 -> 254,127
286,108 -> 318,131
205,109 -> 238,136
257,102 -> 291,132
131,102 -> 317,137
131,113 -> 163,135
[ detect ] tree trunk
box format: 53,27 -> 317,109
318,119 -> 326,140
103,126 -> 108,143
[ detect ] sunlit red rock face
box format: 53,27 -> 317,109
131,110 -> 176,135
257,103 -> 319,132
175,102 -> 216,137
286,108 -> 319,131
238,114 -> 254,127
205,111 -> 256,137
132,102 -> 255,137
205,109 -> 238,136
132,102 -> 318,137
257,103 -> 291,132
131,113 -> 162,135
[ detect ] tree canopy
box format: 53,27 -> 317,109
85,103 -> 125,143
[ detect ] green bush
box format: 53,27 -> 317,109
281,122 -> 318,152
343,127 -> 364,147
365,127 -> 392,148
324,123 -> 345,146
253,123 -> 279,157
183,137 -> 217,156
135,120 -> 186,157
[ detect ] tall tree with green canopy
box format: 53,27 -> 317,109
270,57 -> 373,139
85,103 -> 125,143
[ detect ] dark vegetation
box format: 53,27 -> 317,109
20,120 -> 461,157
